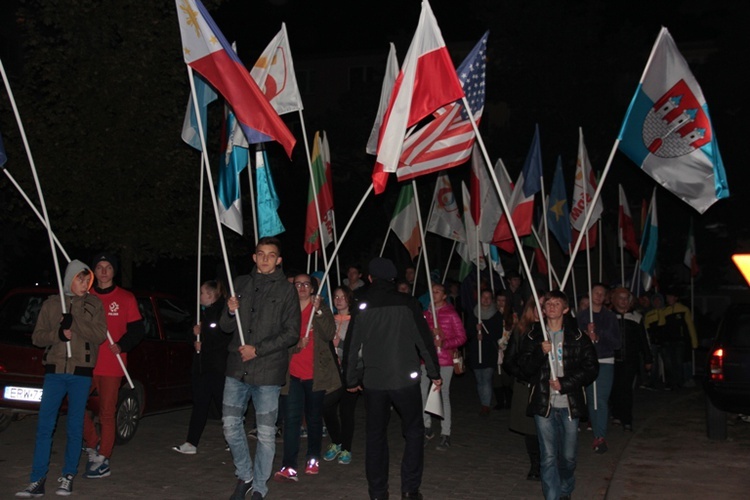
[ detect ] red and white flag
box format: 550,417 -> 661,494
250,23 -> 303,116
426,173 -> 465,242
371,0 -> 464,194
396,31 -> 489,182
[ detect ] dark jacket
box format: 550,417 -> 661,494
343,280 -> 440,391
194,301 -> 232,376
466,308 -> 503,369
33,293 -> 108,377
614,310 -> 653,366
220,266 -> 300,386
519,323 -> 599,419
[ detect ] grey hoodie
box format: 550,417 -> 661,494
63,259 -> 92,296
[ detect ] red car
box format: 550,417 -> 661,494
0,287 -> 195,443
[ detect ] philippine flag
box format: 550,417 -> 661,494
175,0 -> 295,157
618,27 -> 728,214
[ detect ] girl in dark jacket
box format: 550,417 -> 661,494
173,280 -> 231,454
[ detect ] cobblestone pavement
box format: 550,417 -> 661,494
2,373 -> 748,499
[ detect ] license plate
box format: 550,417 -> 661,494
3,386 -> 43,402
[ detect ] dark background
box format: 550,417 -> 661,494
1,0 -> 748,302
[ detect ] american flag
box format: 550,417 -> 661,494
396,31 -> 488,181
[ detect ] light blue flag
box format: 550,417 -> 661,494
255,147 -> 285,237
217,110 -> 248,235
181,73 -> 218,151
639,190 -> 658,291
546,156 -> 572,254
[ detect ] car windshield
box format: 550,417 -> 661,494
0,293 -> 48,346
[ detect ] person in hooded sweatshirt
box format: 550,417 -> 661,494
16,260 -> 107,498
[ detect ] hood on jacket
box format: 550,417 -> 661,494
63,259 -> 93,296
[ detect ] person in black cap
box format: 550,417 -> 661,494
504,270 -> 526,318
82,252 -> 144,479
343,257 -> 441,500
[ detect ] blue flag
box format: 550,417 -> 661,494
639,189 -> 659,291
217,110 -> 248,235
181,73 -> 218,151
546,156 -> 572,254
255,147 -> 285,238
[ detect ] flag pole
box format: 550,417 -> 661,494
379,229 -> 390,257
462,97 -> 557,386
0,163 -> 135,387
195,155 -> 205,353
1,57 -> 70,358
560,31 -> 668,292
598,218 -> 603,282
476,217 -> 482,364
442,240 -> 457,284
1,168 -> 71,262
569,244 -> 579,317
330,211 -> 342,286
531,226 -> 562,289
412,180 -> 439,348
619,214 -> 626,287
299,118 -> 333,307
248,147 -> 259,246
186,66 -> 245,345
540,179 -> 552,291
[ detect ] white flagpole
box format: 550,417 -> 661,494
195,155 -> 205,353
560,31 -> 668,292
476,220 -> 482,364
299,118 -> 333,307
330,211 -> 342,286
413,247 -> 423,297
412,180 -> 439,351
569,244 -> 579,317
619,222 -> 626,287
462,97 -> 557,386
187,66 -> 245,345
248,148 -> 258,246
1,165 -> 135,387
1,57 -> 70,358
532,226 -> 562,289
443,240 -> 457,284
380,229 -> 390,257
541,181 -> 552,291
1,168 -> 71,262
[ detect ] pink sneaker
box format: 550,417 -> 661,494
305,458 -> 320,475
274,467 -> 298,482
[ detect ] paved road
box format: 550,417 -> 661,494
2,373 -> 748,499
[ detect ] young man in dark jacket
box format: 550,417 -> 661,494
518,291 -> 599,500
220,237 -> 300,500
344,257 -> 441,500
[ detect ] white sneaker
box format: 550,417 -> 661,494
172,442 -> 197,455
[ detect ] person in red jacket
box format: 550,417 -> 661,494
420,282 -> 467,451
82,253 -> 144,479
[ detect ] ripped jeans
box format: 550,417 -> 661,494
223,377 -> 280,498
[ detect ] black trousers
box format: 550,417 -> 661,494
611,361 -> 638,426
323,387 -> 359,451
364,383 -> 424,499
186,371 -> 225,446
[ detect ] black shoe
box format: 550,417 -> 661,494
15,477 -> 46,498
229,479 -> 253,500
250,493 -> 264,500
402,492 -> 423,499
526,466 -> 541,481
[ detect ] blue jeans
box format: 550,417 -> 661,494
223,377 -> 280,497
282,377 -> 325,469
32,373 -> 92,481
473,367 -> 494,407
585,362 -> 614,439
535,408 -> 579,500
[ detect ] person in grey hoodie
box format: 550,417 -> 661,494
219,237 -> 300,500
16,260 -> 107,498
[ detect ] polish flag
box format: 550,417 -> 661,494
371,0 -> 464,194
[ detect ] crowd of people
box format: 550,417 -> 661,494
15,239 -> 699,500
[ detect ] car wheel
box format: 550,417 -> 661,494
706,395 -> 727,440
0,412 -> 13,433
115,388 -> 140,445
